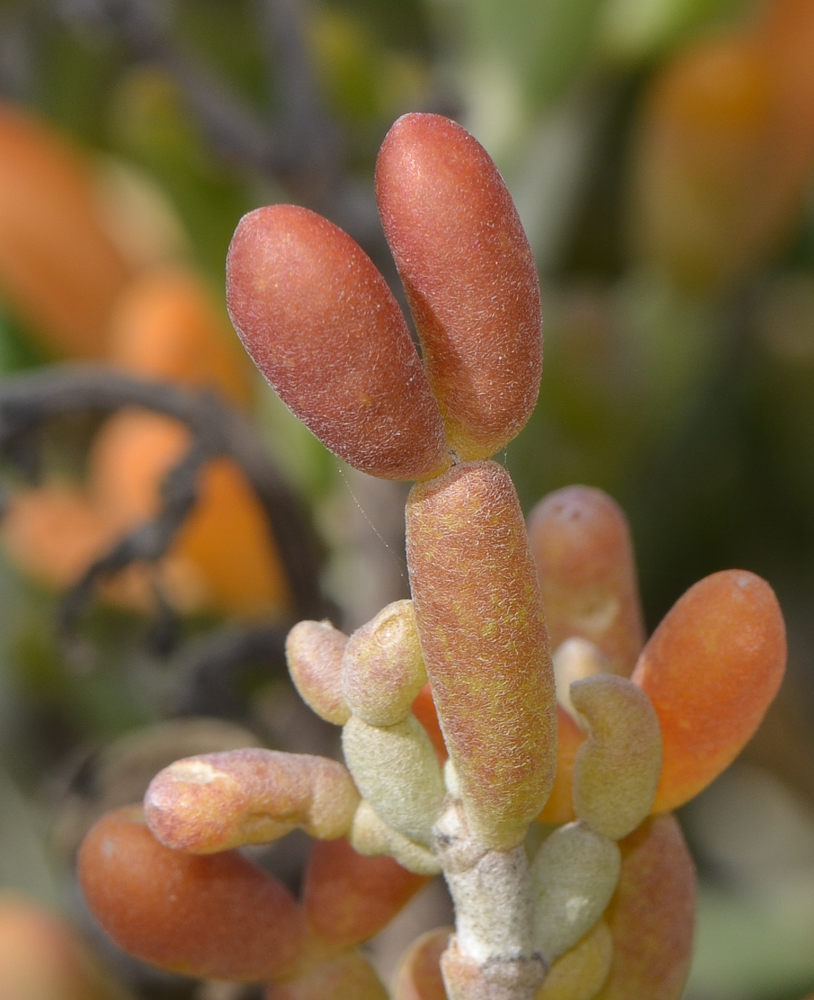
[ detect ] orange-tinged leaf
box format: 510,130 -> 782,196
537,706 -> 584,825
593,814 -> 695,1000
2,486 -> 117,590
171,454 -> 292,617
0,100 -> 131,358
393,927 -> 452,1000
226,205 -> 450,481
108,267 -> 253,408
527,486 -> 645,677
0,893 -> 120,1000
0,483 -> 162,610
89,410 -> 185,529
407,461 -> 556,851
78,806 -> 309,981
411,682 -> 448,764
302,836 -> 429,952
632,569 -> 786,812
376,113 -> 541,460
629,18 -> 814,291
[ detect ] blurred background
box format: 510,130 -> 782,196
1,0 -> 814,997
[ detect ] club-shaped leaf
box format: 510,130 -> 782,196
632,569 -> 785,812
377,113 -> 542,460
227,204 -> 450,481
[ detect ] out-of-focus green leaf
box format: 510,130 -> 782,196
599,0 -> 745,64
435,0 -> 608,165
308,6 -> 432,126
688,883 -> 814,999
0,764 -> 61,905
106,67 -> 260,283
463,0 -> 605,105
508,269 -> 722,510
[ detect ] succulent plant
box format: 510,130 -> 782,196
79,112 -> 786,1000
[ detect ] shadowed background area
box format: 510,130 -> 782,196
0,0 -> 814,997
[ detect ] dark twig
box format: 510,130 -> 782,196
256,0 -> 344,198
171,623 -> 288,718
52,0 -> 387,245
58,434 -> 217,636
56,0 -> 287,170
0,365 -> 327,622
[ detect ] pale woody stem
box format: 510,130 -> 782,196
433,799 -> 546,1000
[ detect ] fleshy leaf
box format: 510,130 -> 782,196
145,748 -> 360,852
342,600 -> 427,726
535,921 -> 613,1000
537,707 -> 585,825
227,204 -> 450,481
342,714 -> 444,847
350,800 -> 442,876
571,675 -> 662,841
593,814 -> 695,1000
393,927 -> 452,1000
265,949 -> 388,1000
78,806 -> 308,981
376,113 -> 542,460
407,460 -> 556,850
286,620 -> 351,726
411,682 -> 447,763
527,486 -> 645,677
632,569 -> 786,812
302,836 -> 430,952
531,822 -> 620,962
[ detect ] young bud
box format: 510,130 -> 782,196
535,921 -> 613,1000
302,837 -> 429,952
227,205 -> 450,480
531,822 -> 620,962
632,569 -> 786,812
407,461 -> 556,851
350,801 -> 442,876
342,715 -> 445,846
287,620 -> 351,725
342,600 -> 427,726
376,113 -> 542,460
553,638 -> 608,718
79,806 -> 308,981
571,675 -> 662,842
392,927 -> 453,1000
594,815 -> 695,1000
527,487 -> 645,677
145,749 -> 359,852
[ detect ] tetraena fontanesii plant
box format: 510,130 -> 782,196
78,112 -> 787,1000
